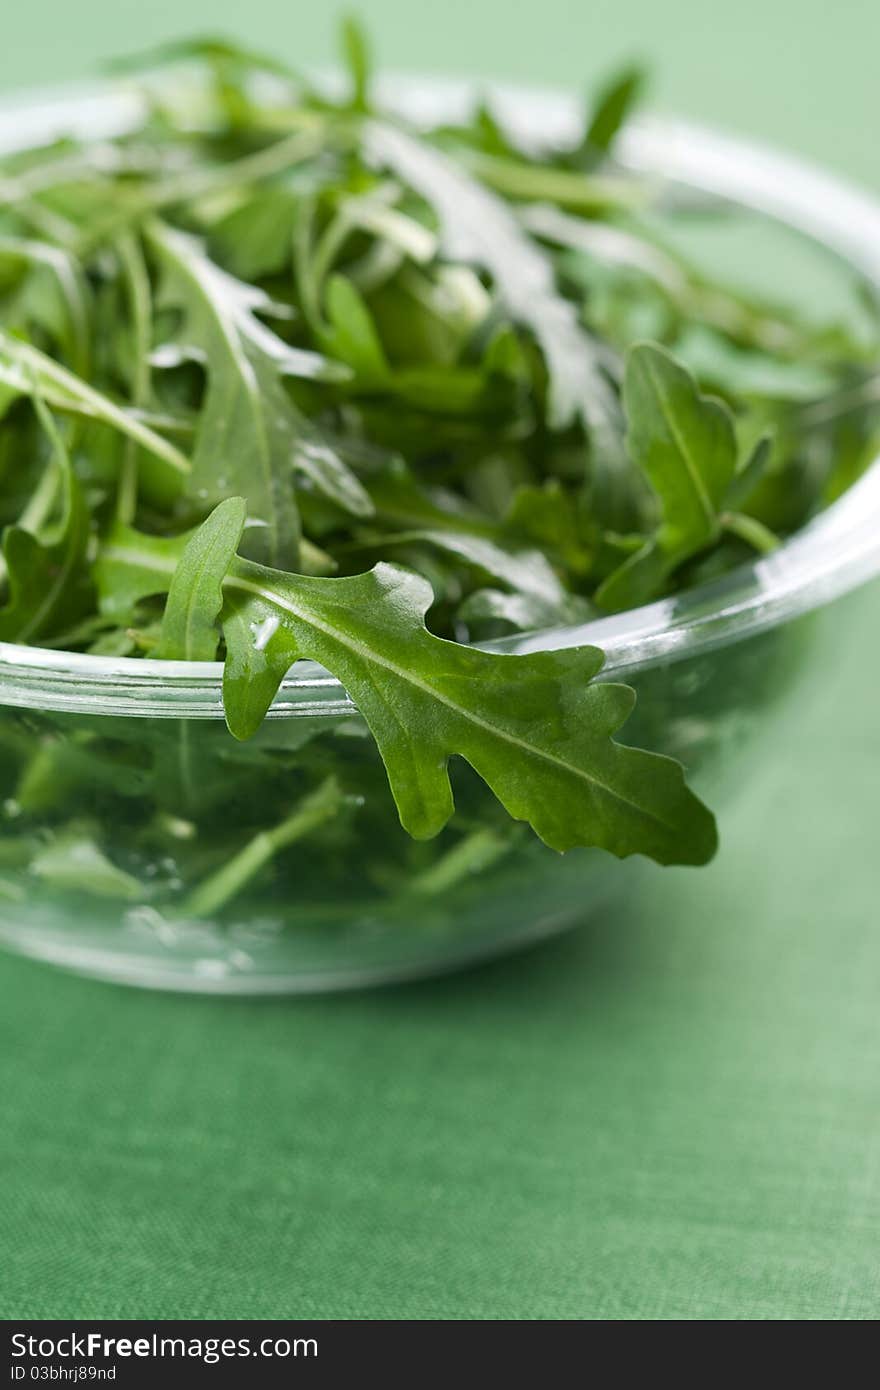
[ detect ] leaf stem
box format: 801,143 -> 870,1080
463,150 -> 647,213
720,510 -> 780,555
151,128 -> 326,211
115,233 -> 153,524
0,332 -> 190,480
16,440 -> 61,535
177,775 -> 343,918
408,825 -> 516,895
74,128 -> 328,255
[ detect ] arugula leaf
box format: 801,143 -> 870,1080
340,14 -> 372,112
321,273 -> 388,380
156,495 -> 246,660
421,530 -> 569,599
458,586 -> 590,635
350,465 -> 587,611
208,187 -> 302,281
212,534 -> 717,863
504,481 -> 594,576
0,235 -> 92,374
346,506 -> 572,598
0,390 -> 92,642
725,432 -> 775,511
94,523 -> 192,622
674,324 -> 838,401
597,343 -> 738,609
578,65 -> 646,165
0,330 -> 190,493
146,220 -> 367,565
292,436 -> 375,519
363,121 -> 630,471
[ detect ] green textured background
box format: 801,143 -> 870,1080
3,0 -> 880,1321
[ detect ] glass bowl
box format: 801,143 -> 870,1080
1,78 -> 879,993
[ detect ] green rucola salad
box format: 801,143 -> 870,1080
1,19 -> 878,899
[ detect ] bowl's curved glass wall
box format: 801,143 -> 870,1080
0,611 -> 825,991
0,82 -> 878,991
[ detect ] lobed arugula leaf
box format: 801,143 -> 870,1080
217,548 -> 717,863
146,220 -> 369,568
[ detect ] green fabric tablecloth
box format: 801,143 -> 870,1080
3,0 -> 880,1321
3,586 -> 879,1319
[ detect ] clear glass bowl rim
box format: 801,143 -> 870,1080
1,74 -> 880,721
